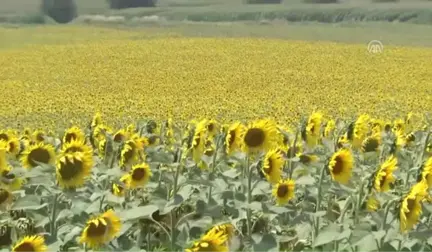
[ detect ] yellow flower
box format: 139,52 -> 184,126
374,155 -> 398,192
119,140 -> 140,168
420,156 -> 432,187
366,194 -> 380,212
400,180 -> 428,233
352,114 -> 370,149
12,235 -> 47,252
0,130 -> 10,142
361,136 -> 380,153
6,137 -> 20,157
111,182 -> 125,197
205,223 -> 235,242
56,152 -> 93,189
272,179 -> 295,205
303,112 -> 323,147
206,119 -> 219,138
328,149 -> 354,185
1,165 -> 24,191
91,112 -> 103,129
32,130 -> 46,144
113,129 -> 128,143
121,163 -> 152,189
93,124 -> 113,144
61,139 -> 93,160
262,149 -> 284,184
323,119 -> 335,138
0,141 -> 7,170
242,119 -> 278,154
80,209 -> 121,249
185,227 -> 229,252
393,119 -> 405,134
21,143 -> 56,169
63,126 -> 85,144
225,122 -> 245,155
190,121 -> 207,164
298,153 -> 318,165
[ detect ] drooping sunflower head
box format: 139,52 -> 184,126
361,136 -> 381,153
11,235 -> 47,252
298,153 -> 318,165
113,129 -> 128,143
352,114 -> 371,149
190,124 -> 206,164
242,119 -> 278,154
1,165 -> 24,191
323,119 -> 336,138
225,122 -> 245,155
373,155 -> 398,192
119,141 -> 139,168
393,119 -> 405,134
32,130 -> 46,144
366,194 -> 380,212
122,163 -> 152,189
63,126 -> 85,144
6,137 -> 21,157
91,112 -> 103,129
206,119 -> 219,138
185,227 -> 229,252
399,180 -> 428,233
261,149 -> 285,184
370,119 -> 384,135
304,112 -> 323,147
80,209 -> 121,249
272,179 -> 295,206
420,157 -> 432,187
21,143 -> 56,169
56,152 -> 93,189
93,124 -> 113,144
328,149 -> 354,185
205,223 -> 235,242
126,124 -> 137,135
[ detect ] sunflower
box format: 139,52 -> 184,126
32,130 -> 46,144
0,187 -> 13,210
6,137 -> 20,157
374,156 -> 398,192
0,141 -> 7,170
98,139 -> 107,159
366,194 -> 380,212
185,227 -> 229,252
361,136 -> 380,153
121,163 -> 152,189
20,143 -> 56,169
206,119 -> 219,138
352,114 -> 370,149
242,119 -> 278,154
272,179 -> 295,205
93,124 -> 113,144
286,143 -> 303,159
190,123 -> 206,164
63,126 -> 85,144
323,120 -> 335,138
420,157 -> 432,187
119,140 -> 140,168
206,223 -> 235,242
303,112 -> 323,147
56,152 -> 93,189
91,112 -> 103,129
328,149 -> 354,185
393,119 -> 405,134
0,131 -> 10,142
298,153 -> 318,165
61,139 -> 93,160
225,122 -> 245,155
400,180 -> 428,233
11,235 -> 47,252
113,129 -> 128,143
110,181 -> 126,197
80,209 -> 121,249
370,119 -> 384,136
277,125 -> 292,149
1,165 -> 24,191
261,149 -> 284,184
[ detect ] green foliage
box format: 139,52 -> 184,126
108,0 -> 158,9
40,0 -> 78,24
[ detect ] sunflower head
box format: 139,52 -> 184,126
21,143 -> 56,169
225,122 -> 245,155
262,149 -> 284,184
32,130 -> 46,144
399,180 -> 428,233
328,149 -> 354,185
304,112 -> 323,147
119,141 -> 139,168
113,129 -> 128,143
63,126 -> 85,144
373,155 -> 398,192
185,227 -> 229,252
61,139 -> 93,158
91,112 -> 103,129
0,141 -> 7,170
361,136 -> 381,153
122,163 -> 152,189
80,209 -> 121,249
272,179 -> 295,206
1,165 -> 24,191
323,120 -> 335,138
242,119 -> 278,154
12,235 -> 47,252
298,153 -> 318,165
420,157 -> 432,187
56,152 -> 93,189
6,137 -> 20,157
366,194 -> 380,212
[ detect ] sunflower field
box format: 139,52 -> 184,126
1,35 -> 432,252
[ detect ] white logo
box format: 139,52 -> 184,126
367,40 -> 383,54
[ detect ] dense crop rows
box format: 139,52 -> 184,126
1,38 -> 432,129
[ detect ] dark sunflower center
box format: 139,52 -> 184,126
132,168 -> 145,181
13,242 -> 35,252
379,173 -> 387,188
0,190 -> 10,204
228,130 -> 236,146
0,133 -> 9,142
207,123 -> 215,133
244,128 -> 265,148
28,148 -> 51,167
8,142 -> 17,152
113,133 -> 124,143
332,156 -> 344,175
86,220 -> 108,237
36,134 -> 44,142
264,158 -> 273,174
64,133 -> 77,143
122,148 -> 135,163
277,184 -> 289,198
362,138 -> 379,152
406,198 -> 416,217
299,155 -> 311,164
58,158 -> 83,180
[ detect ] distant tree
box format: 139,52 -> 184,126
41,0 -> 78,24
108,0 -> 158,9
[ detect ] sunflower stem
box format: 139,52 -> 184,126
354,180 -> 365,226
50,192 -> 59,239
313,164 -> 327,248
246,155 -> 253,250
287,128 -> 299,179
381,199 -> 397,231
207,136 -> 220,204
98,194 -> 106,213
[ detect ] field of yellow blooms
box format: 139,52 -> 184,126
1,34 -> 432,252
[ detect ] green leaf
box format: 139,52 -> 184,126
222,169 -> 240,179
253,234 -> 278,252
120,205 -> 159,222
313,224 -> 340,247
160,195 -> 184,215
63,226 -> 82,244
295,175 -> 315,185
372,230 -> 386,241
267,206 -> 290,214
177,185 -> 193,201
11,195 -> 48,210
56,209 -> 74,223
243,201 -> 262,211
221,190 -> 234,200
